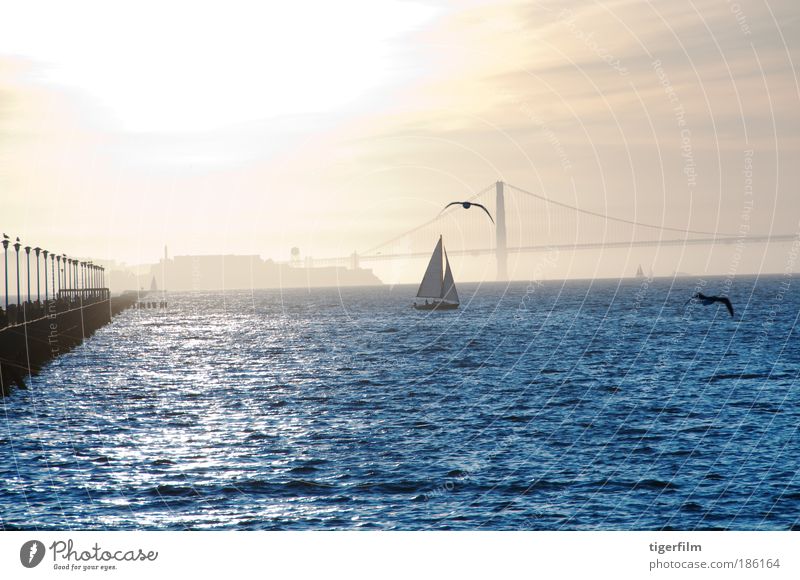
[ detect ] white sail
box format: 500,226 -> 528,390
416,236 -> 444,298
442,249 -> 459,303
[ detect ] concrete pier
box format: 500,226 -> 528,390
0,293 -> 137,396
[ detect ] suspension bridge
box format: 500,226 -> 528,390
308,181 -> 795,280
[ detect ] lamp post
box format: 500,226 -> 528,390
14,240 -> 21,308
56,255 -> 61,298
43,250 -> 49,303
34,247 -> 41,303
51,253 -> 56,299
2,237 -> 8,311
24,246 -> 31,305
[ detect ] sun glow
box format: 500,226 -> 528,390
1,0 -> 438,132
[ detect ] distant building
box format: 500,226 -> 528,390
146,254 -> 381,291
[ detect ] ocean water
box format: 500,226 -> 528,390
1,276 -> 799,530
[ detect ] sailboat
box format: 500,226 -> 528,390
635,264 -> 644,278
413,235 -> 459,310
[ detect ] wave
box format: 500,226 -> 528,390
147,484 -> 201,497
709,373 -> 770,382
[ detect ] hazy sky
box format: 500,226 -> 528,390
1,0 -> 798,280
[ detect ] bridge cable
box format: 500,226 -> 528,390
507,183 -> 737,237
360,183 -> 495,256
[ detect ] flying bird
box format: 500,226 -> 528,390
685,292 -> 734,318
441,201 -> 494,223
2,233 -> 8,239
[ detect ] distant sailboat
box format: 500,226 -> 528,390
413,235 -> 459,310
635,264 -> 644,278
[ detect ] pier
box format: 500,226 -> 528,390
0,235 -> 137,396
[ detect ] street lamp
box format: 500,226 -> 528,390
34,247 -> 41,303
56,255 -> 61,298
14,239 -> 21,308
24,246 -> 31,305
43,250 -> 49,303
2,237 -> 8,311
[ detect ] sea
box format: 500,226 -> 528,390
1,275 -> 798,530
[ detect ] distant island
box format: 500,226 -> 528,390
108,254 -> 381,292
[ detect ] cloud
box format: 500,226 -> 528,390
0,0 -> 797,273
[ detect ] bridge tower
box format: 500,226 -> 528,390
496,180 -> 508,281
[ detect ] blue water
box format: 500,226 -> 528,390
1,276 -> 799,530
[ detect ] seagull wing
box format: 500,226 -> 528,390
472,202 -> 495,223
439,201 -> 462,215
720,297 -> 734,318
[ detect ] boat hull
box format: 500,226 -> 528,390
412,302 -> 459,311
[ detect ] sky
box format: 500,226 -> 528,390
1,0 -> 798,282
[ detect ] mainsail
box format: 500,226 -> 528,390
416,237 -> 444,298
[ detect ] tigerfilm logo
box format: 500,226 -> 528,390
20,540 -> 46,568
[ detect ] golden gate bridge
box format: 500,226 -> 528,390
306,181 -> 795,280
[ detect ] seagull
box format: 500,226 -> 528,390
685,292 -> 734,318
441,201 -> 495,223
2,233 -> 8,239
